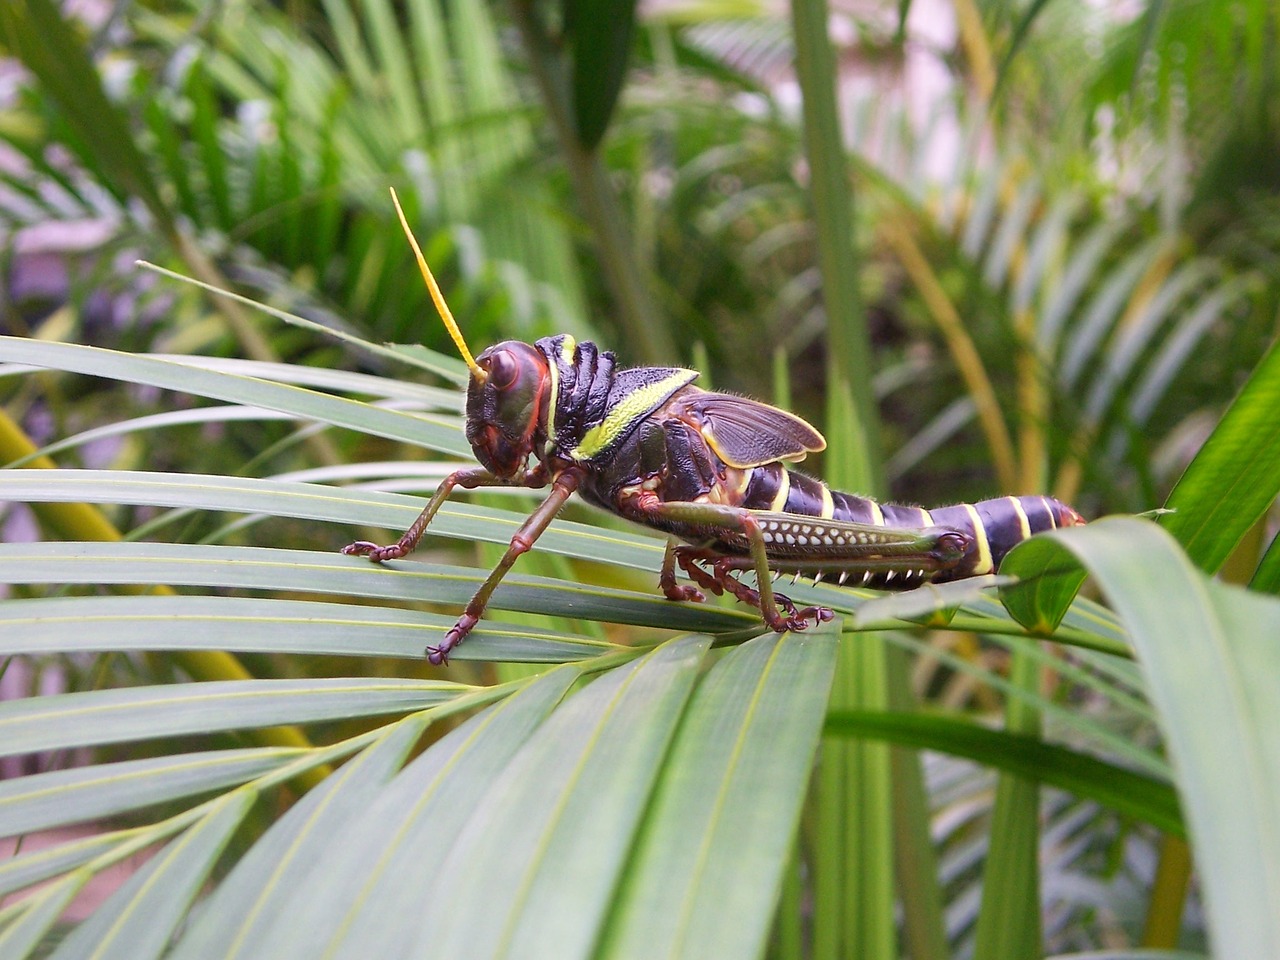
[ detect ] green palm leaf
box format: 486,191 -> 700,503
192,668 -> 581,960
0,749 -> 302,838
1003,518 -> 1280,956
44,793 -> 252,960
0,678 -> 466,758
170,714 -> 438,960
0,258 -> 1266,958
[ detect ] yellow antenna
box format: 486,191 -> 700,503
390,187 -> 485,381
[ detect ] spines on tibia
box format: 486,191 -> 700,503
742,465 -> 1083,585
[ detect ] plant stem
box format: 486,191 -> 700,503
791,0 -> 882,497
509,1 -> 675,364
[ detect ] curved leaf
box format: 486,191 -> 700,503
1001,517 -> 1280,957
168,715 -> 431,960
567,0 -> 639,151
1161,334 -> 1280,574
826,710 -> 1182,836
0,470 -> 667,572
0,337 -> 469,457
138,263 -> 471,385
0,748 -> 301,839
230,666 -> 581,959
1251,531 -> 1280,595
0,406 -> 289,469
999,535 -> 1092,632
0,678 -> 468,758
883,629 -> 1166,779
0,593 -> 622,663
0,541 -> 747,635
851,575 -> 1009,628
0,875 -> 85,959
0,833 -> 125,899
396,635 -> 711,960
45,793 -> 252,960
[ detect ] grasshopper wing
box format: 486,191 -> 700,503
684,392 -> 826,468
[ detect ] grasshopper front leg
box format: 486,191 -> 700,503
422,467 -> 583,663
342,464 -> 548,562
343,462 -> 569,663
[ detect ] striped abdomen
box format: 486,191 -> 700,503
741,463 -> 1083,581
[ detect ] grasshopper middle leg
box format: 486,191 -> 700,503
342,464 -> 548,562
422,468 -> 582,663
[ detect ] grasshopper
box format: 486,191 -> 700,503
344,192 -> 1084,663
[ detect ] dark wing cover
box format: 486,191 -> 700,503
693,392 -> 826,468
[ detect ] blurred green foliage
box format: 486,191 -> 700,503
1,0 -> 1278,956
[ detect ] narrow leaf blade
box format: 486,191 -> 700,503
1003,517 -> 1280,956
47,795 -> 252,960
1160,335 -> 1280,573
601,628 -> 839,959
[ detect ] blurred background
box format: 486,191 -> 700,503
1,0 -> 1277,954
4,0 -> 1275,517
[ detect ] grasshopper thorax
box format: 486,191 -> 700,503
465,340 -> 551,478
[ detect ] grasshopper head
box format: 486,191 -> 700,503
465,340 -> 550,478
381,190 -> 551,479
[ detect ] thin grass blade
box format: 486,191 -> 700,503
45,793 -> 253,960
0,749 -> 302,839
0,678 -> 467,759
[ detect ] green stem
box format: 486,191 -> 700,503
1142,834 -> 1192,946
790,0 -> 882,497
886,649 -> 948,960
509,1 -> 675,364
791,4 -> 893,955
973,647 -> 1043,957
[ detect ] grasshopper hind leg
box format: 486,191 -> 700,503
660,539 -> 705,604
670,544 -> 834,633
706,554 -> 834,631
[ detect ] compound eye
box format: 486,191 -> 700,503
486,349 -> 519,389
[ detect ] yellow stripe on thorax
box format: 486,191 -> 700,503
572,370 -> 691,460
546,336 -> 575,445
961,502 -> 993,574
